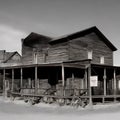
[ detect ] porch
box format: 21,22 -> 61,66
0,60 -> 120,104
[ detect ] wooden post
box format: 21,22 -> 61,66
84,69 -> 88,89
3,69 -> 5,97
62,64 -> 65,87
62,63 -> 65,96
103,68 -> 106,96
11,69 -> 14,92
35,66 -> 38,94
88,64 -> 92,106
113,69 -> 117,102
103,68 -> 106,103
20,68 -> 23,89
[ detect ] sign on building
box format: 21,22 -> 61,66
90,76 -> 98,87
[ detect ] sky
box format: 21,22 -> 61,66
0,0 -> 120,65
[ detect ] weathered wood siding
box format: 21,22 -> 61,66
69,32 -> 113,65
0,50 -> 5,62
22,41 -> 69,64
6,53 -> 21,63
22,32 -> 113,65
47,42 -> 69,63
22,44 -> 33,64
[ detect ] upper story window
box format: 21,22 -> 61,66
33,52 -> 38,64
88,50 -> 93,59
100,56 -> 104,64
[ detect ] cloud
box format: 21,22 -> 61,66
0,24 -> 27,54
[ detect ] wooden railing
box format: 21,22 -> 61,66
20,88 -> 88,97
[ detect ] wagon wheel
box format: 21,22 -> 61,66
33,97 -> 41,104
43,96 -> 48,103
65,98 -> 71,105
47,97 -> 54,104
71,96 -> 83,108
58,98 -> 65,106
24,97 -> 28,103
29,98 -> 36,105
81,98 -> 88,108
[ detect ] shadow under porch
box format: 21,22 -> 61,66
20,66 -> 87,97
1,64 -> 88,98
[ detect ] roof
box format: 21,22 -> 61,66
23,32 -> 52,47
50,26 -> 117,51
3,52 -> 21,63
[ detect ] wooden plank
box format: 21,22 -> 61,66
104,68 -> 106,96
62,64 -> 65,87
84,69 -> 88,89
62,63 -> 65,96
20,68 -> 23,88
35,66 -> 38,94
88,64 -> 92,105
113,69 -> 116,101
3,69 -> 5,97
11,69 -> 14,92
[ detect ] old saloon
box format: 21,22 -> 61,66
0,26 -> 120,106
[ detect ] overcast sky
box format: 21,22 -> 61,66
0,0 -> 120,65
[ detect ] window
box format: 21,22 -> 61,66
33,52 -> 38,64
100,56 -> 104,64
88,50 -> 93,59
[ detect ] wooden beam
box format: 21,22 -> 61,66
62,63 -> 65,96
3,69 -> 5,97
20,68 -> 23,88
62,63 -> 65,87
113,69 -> 117,101
64,63 -> 86,69
11,69 -> 14,92
103,68 -> 106,96
84,69 -> 88,89
88,64 -> 92,106
35,66 -> 38,94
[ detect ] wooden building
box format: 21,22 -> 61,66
0,26 -> 120,105
0,50 -> 21,64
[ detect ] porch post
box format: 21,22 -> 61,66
84,69 -> 88,89
62,63 -> 65,96
3,69 -> 5,97
35,66 -> 38,94
20,68 -> 23,88
88,64 -> 92,106
103,68 -> 106,96
113,68 -> 117,101
11,69 -> 14,92
62,63 -> 65,87
103,68 -> 107,103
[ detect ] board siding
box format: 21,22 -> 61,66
22,32 -> 114,65
68,32 -> 113,65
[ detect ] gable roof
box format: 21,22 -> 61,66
3,52 -> 21,63
23,32 -> 52,47
50,26 -> 117,51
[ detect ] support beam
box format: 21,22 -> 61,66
113,69 -> 117,101
62,63 -> 65,96
11,69 -> 14,92
3,69 -> 5,97
62,63 -> 65,87
103,68 -> 107,96
35,66 -> 38,94
84,69 -> 88,89
20,68 -> 23,89
102,68 -> 107,103
88,64 -> 92,106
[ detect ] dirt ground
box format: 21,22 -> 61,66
0,97 -> 120,120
